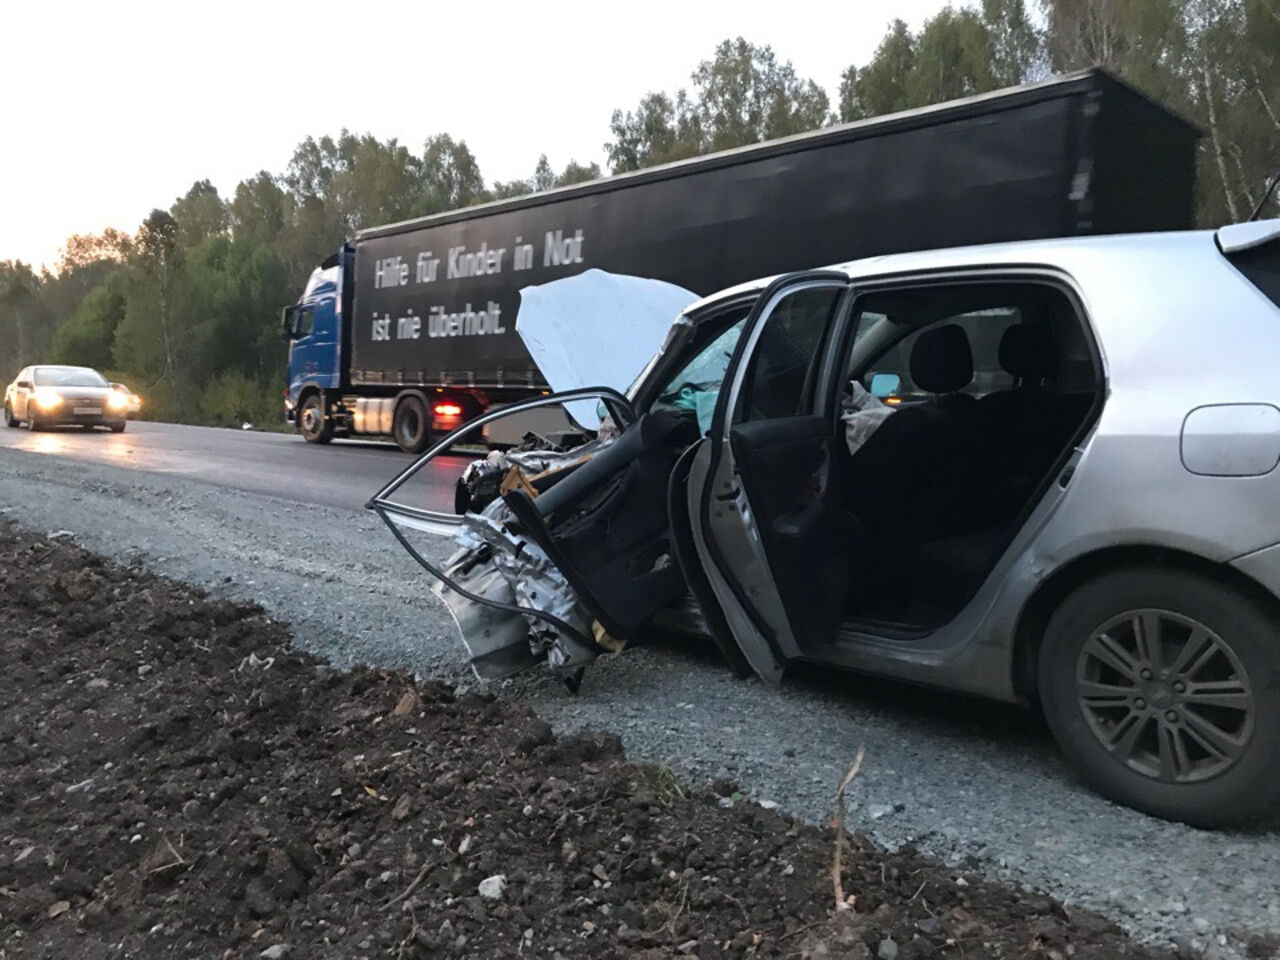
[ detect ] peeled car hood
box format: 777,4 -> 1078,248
516,269 -> 698,405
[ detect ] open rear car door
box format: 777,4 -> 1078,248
682,273 -> 852,683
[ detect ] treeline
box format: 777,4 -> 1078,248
2,0 -> 1276,428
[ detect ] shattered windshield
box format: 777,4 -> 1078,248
652,317 -> 748,433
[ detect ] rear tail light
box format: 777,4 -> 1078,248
434,402 -> 463,418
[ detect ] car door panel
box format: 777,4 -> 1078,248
731,416 -> 849,649
687,437 -> 791,682
687,274 -> 851,681
503,407 -> 700,639
15,373 -> 30,419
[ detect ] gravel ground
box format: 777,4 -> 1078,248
1,444 -> 1277,958
2,522 -> 1168,959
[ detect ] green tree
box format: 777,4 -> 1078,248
691,38 -> 832,153
984,0 -> 1045,84
115,209 -> 183,384
1041,0 -> 1189,105
420,133 -> 486,211
490,178 -> 535,200
533,154 -> 557,192
839,20 -> 919,120
171,180 -> 228,250
0,261 -> 50,373
230,173 -> 287,251
490,155 -> 602,199
909,7 -> 1000,104
606,91 -> 703,172
49,272 -> 127,370
606,38 -> 830,172
557,159 -> 601,186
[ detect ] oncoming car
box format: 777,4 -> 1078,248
4,365 -> 129,432
372,219 -> 1280,828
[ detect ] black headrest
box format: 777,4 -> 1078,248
999,324 -> 1057,380
910,324 -> 973,394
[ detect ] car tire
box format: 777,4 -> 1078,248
25,413 -> 43,432
298,393 -> 333,444
110,422 -> 126,434
1038,566 -> 1280,828
4,404 -> 16,427
393,395 -> 431,454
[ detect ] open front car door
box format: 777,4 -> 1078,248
370,387 -> 704,685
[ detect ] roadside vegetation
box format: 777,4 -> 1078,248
1,0 -> 1275,429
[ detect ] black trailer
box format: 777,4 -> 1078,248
284,68 -> 1198,451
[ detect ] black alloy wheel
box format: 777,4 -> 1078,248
1038,567 -> 1280,828
1074,608 -> 1253,784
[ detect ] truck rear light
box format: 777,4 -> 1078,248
434,402 -> 463,418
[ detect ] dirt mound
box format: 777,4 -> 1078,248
0,521 -> 1176,958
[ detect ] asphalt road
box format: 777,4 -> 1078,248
0,419 -> 467,513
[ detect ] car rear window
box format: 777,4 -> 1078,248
1226,241 -> 1280,309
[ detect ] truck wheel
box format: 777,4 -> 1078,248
393,396 -> 431,454
298,394 -> 334,444
1037,567 -> 1280,828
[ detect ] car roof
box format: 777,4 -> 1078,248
827,225 -> 1222,279
684,224 -> 1244,315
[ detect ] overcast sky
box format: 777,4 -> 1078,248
1,0 -> 954,270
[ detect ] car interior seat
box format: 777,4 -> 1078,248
842,324 -> 991,620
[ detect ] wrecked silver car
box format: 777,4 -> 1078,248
372,222 -> 1280,828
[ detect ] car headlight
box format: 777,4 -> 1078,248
33,387 -> 63,408
107,391 -> 128,410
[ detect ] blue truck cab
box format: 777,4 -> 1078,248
282,247 -> 351,443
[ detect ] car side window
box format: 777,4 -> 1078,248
295,307 -> 315,338
651,315 -> 749,433
738,285 -> 843,421
863,307 -> 1020,402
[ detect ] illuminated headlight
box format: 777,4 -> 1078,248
106,391 -> 129,411
33,387 -> 63,408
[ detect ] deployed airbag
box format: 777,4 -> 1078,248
517,269 -> 698,427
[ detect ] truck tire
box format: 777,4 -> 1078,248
298,393 -> 334,444
393,396 -> 431,454
1037,567 -> 1280,828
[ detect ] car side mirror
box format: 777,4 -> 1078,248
869,372 -> 901,398
281,305 -> 296,341
15,380 -> 31,390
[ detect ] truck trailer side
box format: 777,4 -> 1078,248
282,69 -> 1198,452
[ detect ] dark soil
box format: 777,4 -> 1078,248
0,520 -> 1184,959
